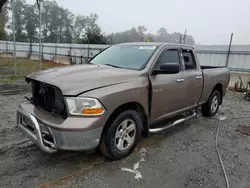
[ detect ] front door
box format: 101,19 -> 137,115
150,48 -> 187,120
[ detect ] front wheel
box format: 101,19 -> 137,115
99,110 -> 141,160
201,90 -> 221,117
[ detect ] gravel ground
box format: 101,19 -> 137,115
0,90 -> 250,188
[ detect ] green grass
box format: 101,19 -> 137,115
0,58 -> 67,83
0,75 -> 26,83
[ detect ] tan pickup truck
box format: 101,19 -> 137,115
17,43 -> 230,160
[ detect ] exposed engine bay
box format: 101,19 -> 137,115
26,78 -> 67,119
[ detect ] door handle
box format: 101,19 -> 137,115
176,78 -> 184,82
196,75 -> 202,79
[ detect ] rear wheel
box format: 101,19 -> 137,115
99,110 -> 141,160
202,90 -> 221,117
244,94 -> 250,101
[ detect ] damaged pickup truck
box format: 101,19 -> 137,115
17,43 -> 230,160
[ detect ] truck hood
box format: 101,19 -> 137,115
26,64 -> 142,96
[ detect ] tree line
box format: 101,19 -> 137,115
108,26 -> 195,45
0,0 -> 195,45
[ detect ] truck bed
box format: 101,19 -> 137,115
199,66 -> 230,105
201,65 -> 226,69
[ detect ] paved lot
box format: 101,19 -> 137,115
0,89 -> 250,188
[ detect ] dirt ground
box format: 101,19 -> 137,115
0,87 -> 250,188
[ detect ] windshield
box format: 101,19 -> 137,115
90,45 -> 157,70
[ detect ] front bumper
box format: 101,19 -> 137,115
16,103 -> 105,153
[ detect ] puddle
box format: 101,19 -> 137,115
38,154 -> 105,188
236,125 -> 250,135
217,115 -> 227,121
120,148 -> 147,181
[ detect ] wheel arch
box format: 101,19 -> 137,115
103,102 -> 149,138
212,82 -> 223,104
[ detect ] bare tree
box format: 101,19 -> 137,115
137,25 -> 147,38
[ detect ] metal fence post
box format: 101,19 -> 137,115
87,37 -> 90,61
6,40 -> 8,52
42,43 -> 43,59
226,33 -> 233,67
11,0 -> 17,77
29,42 -> 32,58
74,51 -> 76,64
54,44 -> 57,63
68,44 -> 72,65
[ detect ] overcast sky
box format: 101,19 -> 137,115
28,0 -> 250,45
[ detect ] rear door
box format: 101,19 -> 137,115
181,48 -> 203,108
150,48 -> 187,120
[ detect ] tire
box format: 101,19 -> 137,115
244,95 -> 250,101
201,90 -> 221,117
99,110 -> 142,160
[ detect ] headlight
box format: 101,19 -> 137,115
65,97 -> 105,116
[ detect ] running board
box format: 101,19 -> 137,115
149,112 -> 197,133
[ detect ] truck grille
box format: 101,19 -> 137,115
29,79 -> 67,119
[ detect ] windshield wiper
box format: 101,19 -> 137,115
103,64 -> 123,68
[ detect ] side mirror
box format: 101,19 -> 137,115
152,63 -> 180,75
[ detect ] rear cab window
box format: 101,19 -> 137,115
181,49 -> 197,70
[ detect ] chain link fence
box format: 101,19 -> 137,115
0,41 -> 110,80
1,39 -> 250,80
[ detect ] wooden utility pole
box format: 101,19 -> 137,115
11,0 -> 17,77
183,29 -> 187,44
226,33 -> 233,67
37,0 -> 42,70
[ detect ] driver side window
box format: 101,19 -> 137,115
155,49 -> 180,69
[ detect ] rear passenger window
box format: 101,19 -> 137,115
182,49 -> 196,70
155,49 -> 180,69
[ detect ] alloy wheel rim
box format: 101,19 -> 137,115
115,119 -> 136,151
211,95 -> 219,113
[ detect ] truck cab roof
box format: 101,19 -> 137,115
116,42 -> 195,49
